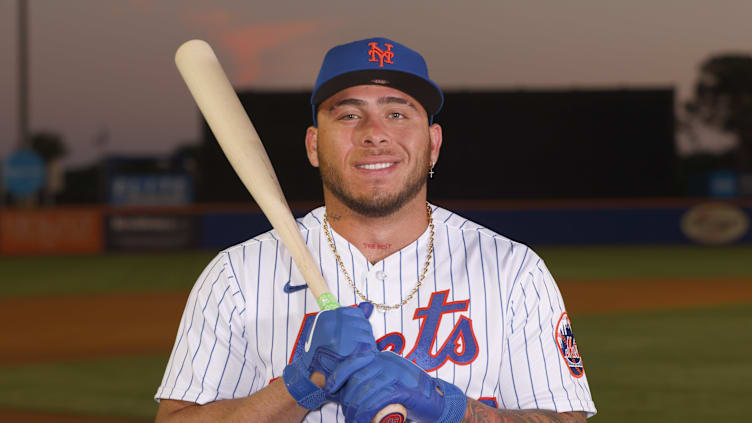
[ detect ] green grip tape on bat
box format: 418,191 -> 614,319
317,292 -> 340,311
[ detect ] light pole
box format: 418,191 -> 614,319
18,0 -> 29,150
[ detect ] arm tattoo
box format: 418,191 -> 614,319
461,398 -> 587,423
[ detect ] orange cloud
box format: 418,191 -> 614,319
220,21 -> 322,84
181,7 -> 325,85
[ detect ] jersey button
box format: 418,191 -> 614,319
375,270 -> 387,280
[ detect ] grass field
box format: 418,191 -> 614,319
1,245 -> 751,422
0,251 -> 216,296
2,245 -> 751,297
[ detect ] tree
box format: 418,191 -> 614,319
30,131 -> 67,163
30,131 -> 68,203
686,54 -> 752,171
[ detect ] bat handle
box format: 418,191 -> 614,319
373,404 -> 407,423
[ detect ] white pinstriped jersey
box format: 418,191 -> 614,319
155,205 -> 597,420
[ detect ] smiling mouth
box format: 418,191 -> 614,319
356,162 -> 395,170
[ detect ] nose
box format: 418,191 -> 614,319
358,116 -> 389,147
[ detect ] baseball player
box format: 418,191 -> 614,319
155,37 -> 596,422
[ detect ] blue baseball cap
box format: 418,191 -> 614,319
311,37 -> 443,125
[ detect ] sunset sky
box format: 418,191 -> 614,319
2,0 -> 751,168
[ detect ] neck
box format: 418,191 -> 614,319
324,192 -> 429,263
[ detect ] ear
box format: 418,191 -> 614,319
428,123 -> 442,165
305,126 -> 320,167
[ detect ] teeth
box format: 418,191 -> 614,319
358,162 -> 393,170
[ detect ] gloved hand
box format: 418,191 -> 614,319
283,302 -> 376,410
325,351 -> 467,423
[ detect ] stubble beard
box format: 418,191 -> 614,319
318,148 -> 431,218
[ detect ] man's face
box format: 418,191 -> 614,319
306,85 -> 442,217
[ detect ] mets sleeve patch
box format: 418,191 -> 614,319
555,312 -> 584,378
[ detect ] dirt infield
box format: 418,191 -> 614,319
0,292 -> 189,364
1,277 -> 751,422
3,278 -> 752,365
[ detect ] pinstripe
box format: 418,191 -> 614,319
460,229 -> 473,394
432,232 -> 439,377
519,280 -> 540,408
269,239 -> 278,378
194,281 -> 229,394
158,327 -> 183,398
226,252 -> 245,302
365,260 -> 371,317
477,231 -> 491,399
332,234 -> 341,301
506,247 -> 529,315
231,326 -> 248,398
317,221 -> 324,279
399,251 -> 404,333
494,238 -> 508,409
529,273 -> 557,411
381,261 -> 386,333
444,224 -> 457,384
204,298 -> 237,401
198,285 -> 231,401
499,245 -> 531,408
303,226 -> 311,317
285,256 -> 292,366
507,335 -> 521,408
248,366 -> 259,396
415,238 -> 420,307
347,243 -> 357,304
255,241 -> 264,369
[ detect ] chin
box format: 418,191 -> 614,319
336,183 -> 425,218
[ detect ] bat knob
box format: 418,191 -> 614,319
373,404 -> 406,423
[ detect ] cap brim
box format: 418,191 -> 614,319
312,69 -> 443,116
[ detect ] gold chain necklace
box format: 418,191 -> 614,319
322,203 -> 434,311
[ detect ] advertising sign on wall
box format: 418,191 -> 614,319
0,207 -> 103,254
106,213 -> 198,250
108,174 -> 193,206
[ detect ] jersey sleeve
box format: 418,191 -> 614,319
155,250 -> 255,404
497,249 -> 597,417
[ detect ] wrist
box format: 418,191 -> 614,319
435,378 -> 467,423
283,360 -> 327,410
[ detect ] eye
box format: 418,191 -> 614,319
388,112 -> 406,119
339,113 -> 359,121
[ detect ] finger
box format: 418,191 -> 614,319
340,365 -> 395,406
357,301 -> 374,318
325,352 -> 375,394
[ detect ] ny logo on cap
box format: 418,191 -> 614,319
368,42 -> 394,67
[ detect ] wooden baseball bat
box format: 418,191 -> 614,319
174,39 -> 406,423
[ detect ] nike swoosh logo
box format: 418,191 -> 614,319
283,281 -> 308,294
305,312 -> 321,352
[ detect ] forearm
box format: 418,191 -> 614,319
154,378 -> 310,423
461,398 -> 587,423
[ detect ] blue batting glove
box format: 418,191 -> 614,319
283,302 -> 377,410
326,351 -> 467,423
